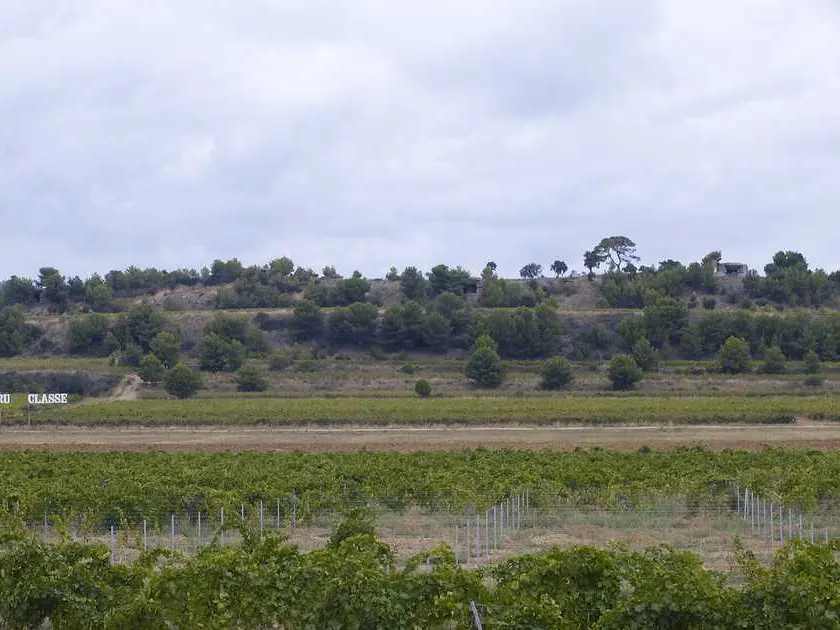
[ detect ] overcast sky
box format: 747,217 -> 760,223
2,1 -> 839,280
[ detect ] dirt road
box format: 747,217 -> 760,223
2,423 -> 840,452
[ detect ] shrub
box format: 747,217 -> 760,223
702,298 -> 716,310
164,362 -> 203,399
804,375 -> 825,387
539,356 -> 574,390
465,335 -> 504,388
414,379 -> 431,397
631,338 -> 659,372
716,336 -> 751,374
606,354 -> 644,390
401,364 -> 417,375
198,333 -> 244,372
235,363 -> 268,392
760,346 -> 786,374
137,353 -> 165,385
804,349 -> 821,374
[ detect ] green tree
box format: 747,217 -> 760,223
607,354 -> 644,390
592,236 -> 640,272
760,345 -> 786,374
804,349 -> 821,374
327,302 -> 379,347
1,275 -> 37,304
83,274 -> 114,311
539,356 -> 574,389
399,266 -> 427,301
519,263 -> 542,279
111,305 -> 167,352
422,312 -> 451,352
679,324 -> 703,359
583,250 -> 606,279
0,306 -> 37,356
618,315 -> 647,351
149,330 -> 180,368
321,265 -> 340,279
550,260 -> 568,277
632,337 -> 659,372
235,363 -> 269,392
643,297 -> 688,348
290,299 -> 324,342
67,313 -> 109,355
198,333 -> 245,372
427,264 -> 471,295
465,334 -> 504,387
37,267 -> 69,312
164,362 -> 203,398
137,353 -> 165,385
716,336 -> 751,374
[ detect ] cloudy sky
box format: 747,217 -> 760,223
2,1 -> 839,280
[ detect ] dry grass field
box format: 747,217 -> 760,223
3,420 -> 840,452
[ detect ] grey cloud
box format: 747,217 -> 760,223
1,1 -> 840,281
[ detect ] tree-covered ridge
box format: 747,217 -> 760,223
2,239 -> 840,313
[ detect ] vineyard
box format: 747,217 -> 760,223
11,394 -> 840,426
1,449 -> 838,523
1,525 -> 838,628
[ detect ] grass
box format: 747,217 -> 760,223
0,356 -> 126,373
18,394 -> 839,426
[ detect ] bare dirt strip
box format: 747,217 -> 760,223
1,423 -> 840,452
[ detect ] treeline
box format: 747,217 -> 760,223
0,293 -> 831,366
600,251 -> 840,309
3,241 -> 840,315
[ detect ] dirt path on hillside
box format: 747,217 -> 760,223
2,423 -> 840,452
107,374 -> 142,401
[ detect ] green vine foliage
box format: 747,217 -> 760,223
1,525 -> 839,629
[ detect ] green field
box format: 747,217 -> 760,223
15,394 -> 836,426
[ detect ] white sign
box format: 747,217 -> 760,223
0,393 -> 9,404
27,393 -> 69,404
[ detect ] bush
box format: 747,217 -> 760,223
716,336 -> 751,374
606,354 -> 644,390
631,338 -> 659,372
235,363 -> 268,392
414,379 -> 431,397
804,349 -> 821,374
137,353 -> 165,385
401,364 -> 417,375
804,375 -> 825,387
67,314 -> 109,355
198,333 -> 245,372
539,356 -> 574,390
702,298 -> 716,310
760,346 -> 786,374
164,362 -> 203,399
465,335 -> 504,388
